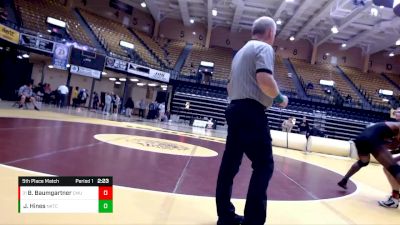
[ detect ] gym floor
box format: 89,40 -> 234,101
0,103 -> 399,225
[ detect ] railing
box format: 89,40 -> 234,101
170,91 -> 370,140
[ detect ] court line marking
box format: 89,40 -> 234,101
275,167 -> 357,224
172,145 -> 199,193
0,125 -> 74,131
3,135 -> 133,165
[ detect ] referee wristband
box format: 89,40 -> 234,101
274,93 -> 284,104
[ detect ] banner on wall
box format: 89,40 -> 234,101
148,70 -> 170,83
0,23 -> 20,44
20,33 -> 55,53
105,57 -> 127,71
105,56 -> 170,83
70,65 -> 101,79
127,63 -> 149,77
52,43 -> 70,70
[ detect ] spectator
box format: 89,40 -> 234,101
92,92 -> 99,110
139,99 -> 146,118
158,102 -> 166,122
71,87 -> 79,108
282,117 -> 295,133
103,92 -> 112,115
43,83 -> 52,104
125,97 -> 134,117
298,116 -> 310,135
18,83 -> 39,110
113,94 -> 120,114
147,101 -> 158,119
77,89 -> 88,108
57,84 -> 69,108
346,94 -> 352,103
33,83 -> 45,95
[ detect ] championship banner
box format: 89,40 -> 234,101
0,23 -> 20,44
52,43 -> 70,70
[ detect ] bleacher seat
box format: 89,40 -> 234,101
15,0 -> 94,46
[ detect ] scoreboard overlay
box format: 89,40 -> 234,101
18,176 -> 113,213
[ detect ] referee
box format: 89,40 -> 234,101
215,17 -> 288,225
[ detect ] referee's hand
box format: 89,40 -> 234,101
278,95 -> 288,108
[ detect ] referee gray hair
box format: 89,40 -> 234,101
252,16 -> 276,36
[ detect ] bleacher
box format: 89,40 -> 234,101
15,0 -> 93,46
156,38 -> 186,68
182,44 -> 233,81
274,56 -> 296,93
386,73 -> 400,85
290,58 -> 361,106
79,9 -> 161,69
134,31 -> 169,68
170,86 -> 382,141
341,66 -> 398,109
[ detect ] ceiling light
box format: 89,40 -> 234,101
162,87 -> 167,91
130,78 -> 139,82
47,29 -> 51,33
389,52 -> 395,57
380,5 -> 384,9
17,55 -> 23,59
341,43 -> 347,48
141,2 -> 146,8
115,81 -> 121,85
325,53 -> 330,56
212,9 -> 218,16
119,40 -> 134,49
66,64 -> 71,68
101,71 -> 107,75
161,84 -> 168,88
276,19 -> 282,25
190,18 -> 195,24
109,77 -> 116,81
48,65 -> 54,68
148,83 -> 157,87
396,39 -> 400,46
22,54 -> 29,58
119,78 -> 126,81
289,36 -> 295,41
192,31 -> 196,35
331,26 -> 339,34
137,83 -> 146,86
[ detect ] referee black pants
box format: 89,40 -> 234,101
216,99 -> 274,225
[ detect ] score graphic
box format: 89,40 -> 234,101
18,176 -> 113,213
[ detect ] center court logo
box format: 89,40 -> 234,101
94,134 -> 218,157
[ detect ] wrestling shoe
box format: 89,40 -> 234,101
337,179 -> 348,189
378,196 -> 399,208
217,214 -> 244,225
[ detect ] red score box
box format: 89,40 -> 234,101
99,186 -> 113,200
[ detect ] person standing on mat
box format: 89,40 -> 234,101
337,121 -> 400,192
215,16 -> 288,225
378,107 -> 400,208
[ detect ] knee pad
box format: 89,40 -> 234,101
388,164 -> 400,178
357,160 -> 369,167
